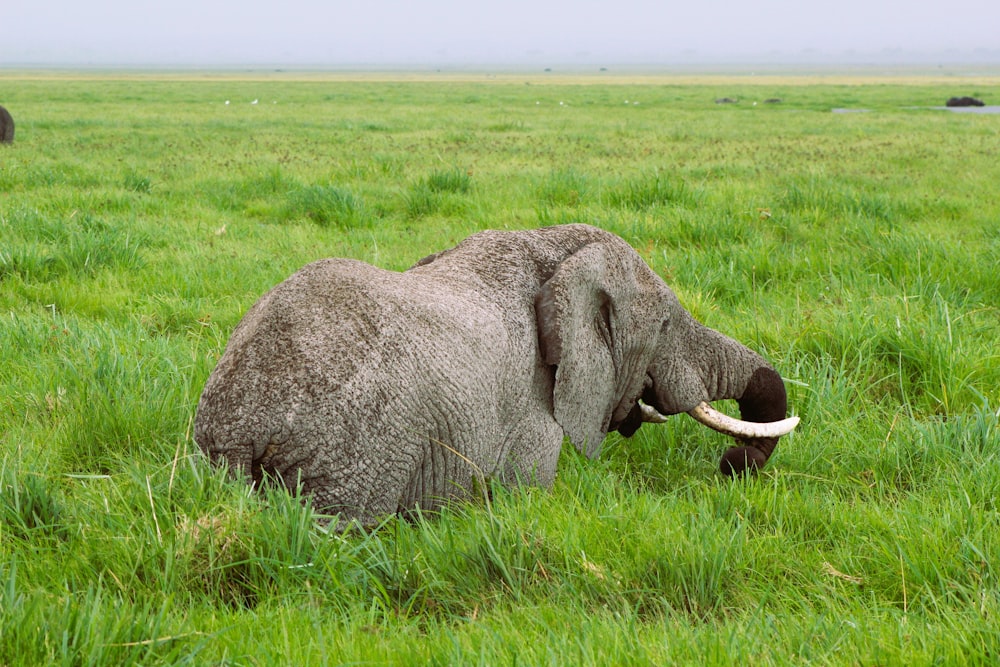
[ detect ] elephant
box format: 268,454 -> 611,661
0,105 -> 13,144
194,224 -> 798,527
946,96 -> 985,107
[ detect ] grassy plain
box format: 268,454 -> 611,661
1,70 -> 999,665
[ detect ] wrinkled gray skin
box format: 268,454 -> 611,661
0,105 -> 13,144
195,224 -> 791,527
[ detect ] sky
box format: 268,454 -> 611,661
3,0 -> 998,67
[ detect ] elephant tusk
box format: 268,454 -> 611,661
687,401 -> 799,439
638,402 -> 669,423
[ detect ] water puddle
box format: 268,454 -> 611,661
931,105 -> 1000,114
834,106 -> 1000,114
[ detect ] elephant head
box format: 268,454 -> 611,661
535,233 -> 797,475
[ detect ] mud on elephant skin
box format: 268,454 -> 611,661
194,224 -> 798,527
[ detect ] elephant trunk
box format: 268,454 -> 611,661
716,364 -> 792,476
631,308 -> 797,476
680,317 -> 796,476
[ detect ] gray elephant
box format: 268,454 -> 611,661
195,224 -> 798,527
0,105 -> 13,144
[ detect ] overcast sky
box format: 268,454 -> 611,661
3,0 -> 998,66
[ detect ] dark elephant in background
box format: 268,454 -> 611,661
0,105 -> 13,144
195,224 -> 798,527
946,96 -> 985,107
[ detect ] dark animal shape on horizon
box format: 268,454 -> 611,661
0,105 -> 13,144
946,96 -> 985,107
715,97 -> 738,104
195,225 -> 799,528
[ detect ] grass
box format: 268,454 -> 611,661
1,70 -> 999,664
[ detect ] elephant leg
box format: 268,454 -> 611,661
500,421 -> 564,489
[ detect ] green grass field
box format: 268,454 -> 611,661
1,70 -> 999,665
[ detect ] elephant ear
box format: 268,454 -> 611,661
536,243 -> 618,458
